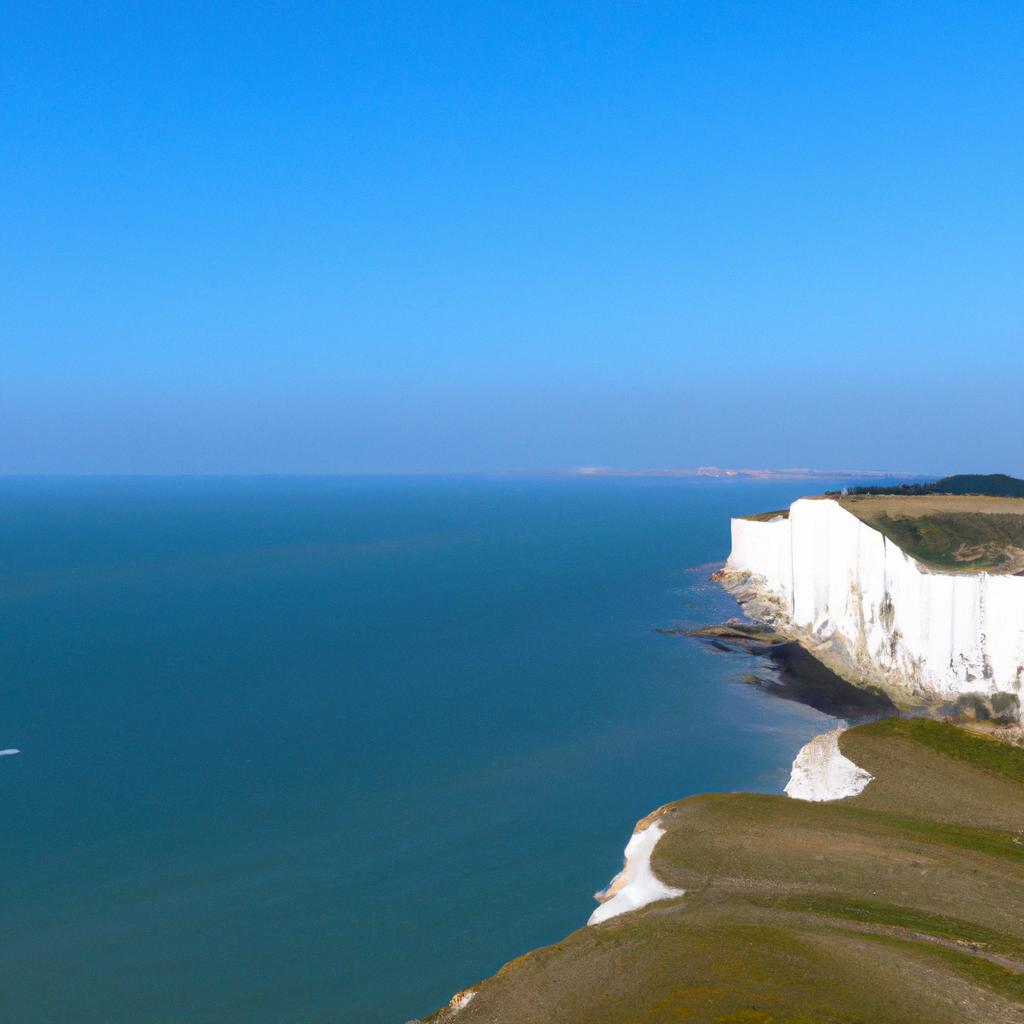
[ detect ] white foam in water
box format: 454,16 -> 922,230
0,749 -> 21,757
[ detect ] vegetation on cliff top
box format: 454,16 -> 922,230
837,494 -> 1024,574
738,475 -> 1024,574
841,473 -> 1024,499
739,508 -> 790,522
425,719 -> 1024,1024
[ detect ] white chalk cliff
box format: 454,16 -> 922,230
726,498 -> 1024,705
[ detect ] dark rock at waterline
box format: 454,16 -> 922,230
683,623 -> 896,721
748,641 -> 896,721
677,621 -> 787,645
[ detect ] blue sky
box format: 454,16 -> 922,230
3,2 -> 1022,473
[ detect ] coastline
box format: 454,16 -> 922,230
424,541 -> 904,1022
422,516 -> 1024,1020
424,717 -> 1024,1023
426,652 -> 887,1022
587,724 -> 877,928
422,482 -> 1024,1021
587,812 -> 685,925
3,476 -> 867,1024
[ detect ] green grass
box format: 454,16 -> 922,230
856,717 -> 1024,785
757,894 -> 1024,958
848,807 -> 1023,862
870,510 -> 1024,571
741,508 -> 790,522
855,932 -> 1024,1003
744,487 -> 1024,572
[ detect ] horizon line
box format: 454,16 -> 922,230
0,467 -> 936,481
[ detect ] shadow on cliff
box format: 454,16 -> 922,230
675,623 -> 897,721
749,640 -> 896,720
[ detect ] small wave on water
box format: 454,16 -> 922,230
0,748 -> 21,757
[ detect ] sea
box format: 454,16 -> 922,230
0,475 -> 857,1023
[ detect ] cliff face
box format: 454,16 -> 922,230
726,498 -> 1024,704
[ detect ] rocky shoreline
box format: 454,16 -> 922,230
710,566 -> 1023,736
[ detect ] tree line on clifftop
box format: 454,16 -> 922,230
829,473 -> 1024,499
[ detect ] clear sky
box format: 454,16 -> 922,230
3,2 -> 1022,474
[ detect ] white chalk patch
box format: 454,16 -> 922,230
588,819 -> 684,925
0,749 -> 20,757
446,989 -> 475,1014
785,728 -> 872,801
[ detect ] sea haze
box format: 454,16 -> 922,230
0,475 -> 850,1023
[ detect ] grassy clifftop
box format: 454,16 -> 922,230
838,494 -> 1024,574
426,720 -> 1024,1024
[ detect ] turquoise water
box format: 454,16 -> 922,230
0,476 -> 843,1023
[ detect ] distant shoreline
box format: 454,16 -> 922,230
567,466 -> 932,481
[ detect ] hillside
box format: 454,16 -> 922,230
425,720 -> 1024,1024
837,493 -> 1024,574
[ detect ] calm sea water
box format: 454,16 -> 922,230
0,476 -> 846,1023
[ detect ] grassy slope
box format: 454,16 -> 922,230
426,720 -> 1024,1024
837,495 -> 1024,573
